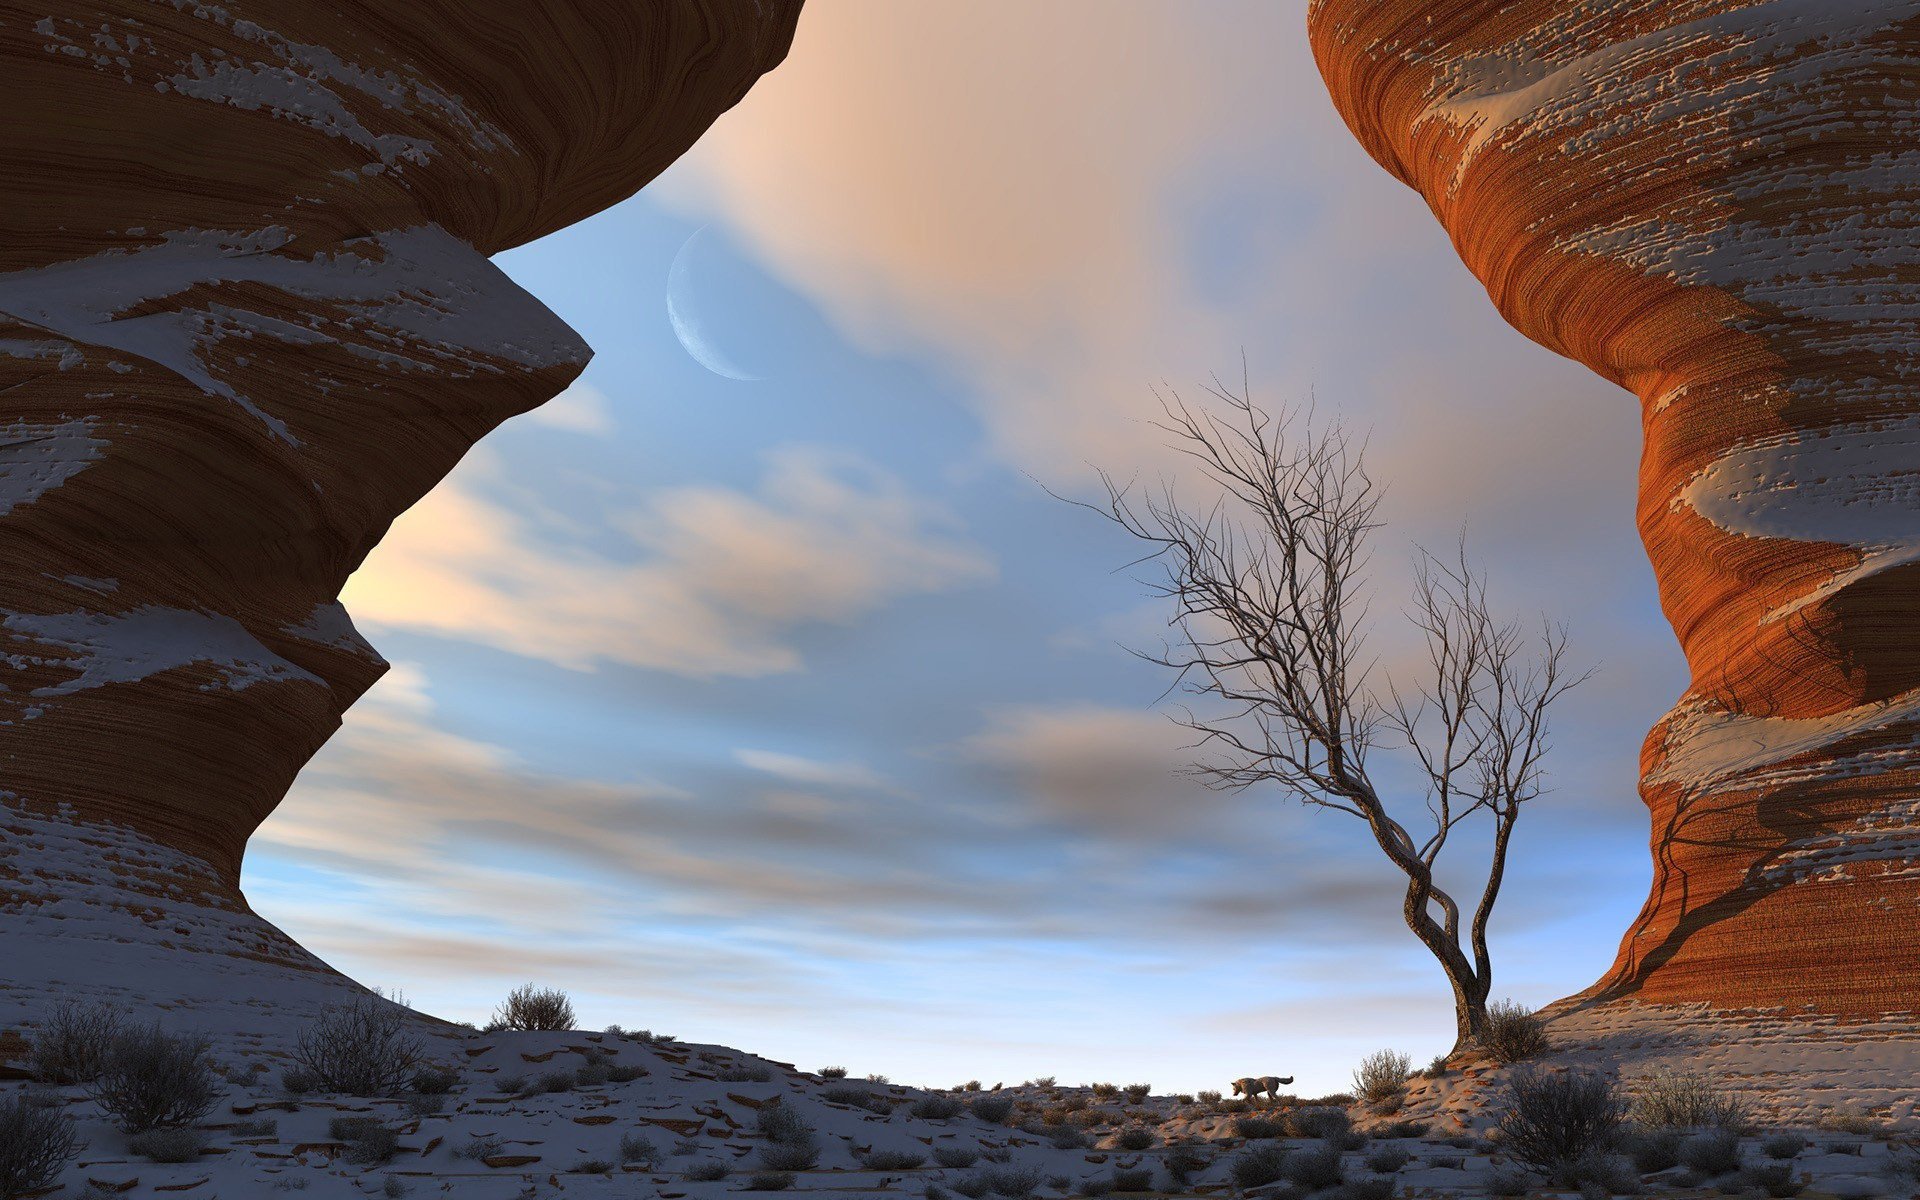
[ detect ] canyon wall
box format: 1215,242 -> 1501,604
1310,1 -> 1920,1013
0,0 -> 799,1037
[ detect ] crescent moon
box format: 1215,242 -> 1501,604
667,228 -> 762,382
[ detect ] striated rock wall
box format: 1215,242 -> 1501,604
1309,1 -> 1920,1012
0,0 -> 800,1032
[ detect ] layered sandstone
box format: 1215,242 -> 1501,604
0,0 -> 799,1034
1309,1 -> 1920,1012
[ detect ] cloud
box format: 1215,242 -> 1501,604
519,378 -> 615,434
735,748 -> 888,791
342,444 -> 993,677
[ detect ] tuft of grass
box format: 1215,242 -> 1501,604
1114,1125 -> 1153,1151
1230,1145 -> 1288,1189
128,1126 -> 206,1163
1284,1145 -> 1345,1190
1353,1050 -> 1412,1106
685,1160 -> 731,1181
1122,1084 -> 1151,1105
492,984 -> 575,1032
1487,1166 -> 1533,1197
1287,1106 -> 1353,1143
861,1149 -> 927,1170
1677,1127 -> 1741,1176
231,1117 -> 278,1138
454,1134 -> 504,1161
405,1093 -> 445,1117
410,1065 -> 459,1095
328,1116 -> 399,1164
619,1132 -> 660,1167
1622,1126 -> 1682,1173
934,1146 -> 979,1168
1816,1106 -> 1877,1135
747,1170 -> 795,1190
1630,1068 -> 1748,1131
1109,1167 -> 1153,1192
607,1063 -> 646,1083
822,1085 -> 891,1115
1364,1146 -> 1411,1173
969,1095 -> 1014,1124
719,1065 -> 773,1083
1233,1115 -> 1285,1140
1482,1000 -> 1551,1063
1494,1069 -> 1624,1177
568,1159 -> 614,1174
1761,1132 -> 1805,1159
818,1066 -> 848,1079
1740,1161 -> 1804,1197
534,1069 -> 574,1094
491,1073 -> 526,1095
89,1025 -> 220,1133
910,1095 -> 963,1120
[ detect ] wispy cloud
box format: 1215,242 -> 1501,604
343,444 -> 994,677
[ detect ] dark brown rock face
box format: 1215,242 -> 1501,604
1310,1 -> 1920,1012
0,0 -> 799,1032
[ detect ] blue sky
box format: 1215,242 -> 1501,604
242,3 -> 1687,1095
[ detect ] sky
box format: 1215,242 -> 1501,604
244,2 -> 1689,1096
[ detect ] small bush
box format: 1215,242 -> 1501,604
1424,1053 -> 1450,1077
1234,1115 -> 1285,1139
411,1065 -> 459,1095
1495,1069 -> 1625,1176
491,1073 -> 526,1095
1077,1178 -> 1113,1198
280,1067 -> 319,1095
569,1159 -> 614,1174
89,1025 -> 220,1133
748,1170 -> 795,1190
1488,1167 -> 1533,1197
1114,1125 -> 1153,1151
30,1000 -> 126,1085
607,1063 -> 646,1083
575,1061 -> 613,1086
1353,1049 -> 1412,1105
1047,1126 -> 1088,1149
980,1165 -> 1042,1197
1630,1068 -> 1748,1132
616,1131 -> 659,1166
492,984 -> 575,1032
1816,1106 -> 1876,1135
1028,1076 -> 1055,1088
1287,1106 -> 1353,1142
951,1176 -> 991,1199
963,1080 -> 983,1092
1285,1145 -> 1345,1189
404,1093 -> 445,1116
760,1141 -> 819,1171
1740,1162 -> 1803,1197
382,1177 -> 410,1199
685,1160 -> 731,1181
535,1069 -> 574,1094
1761,1132 -> 1805,1159
1678,1127 -> 1741,1176
970,1095 -> 1014,1124
934,1146 -> 979,1168
719,1065 -> 773,1083
818,1066 -> 848,1079
290,995 -> 424,1097
1164,1144 -> 1210,1185
822,1085 -> 890,1115
232,1118 -> 278,1138
0,1096 -> 81,1197
328,1116 -> 399,1164
1196,1089 -> 1222,1105
1482,1001 -> 1551,1063
1110,1167 -> 1152,1192
862,1149 -> 927,1169
454,1134 -> 504,1160
127,1126 -> 206,1163
1231,1145 -> 1289,1188
1623,1126 -> 1682,1173
911,1095 -> 963,1120
1122,1084 -> 1151,1104
1379,1119 -> 1427,1139
1364,1146 -> 1410,1173
757,1100 -> 817,1146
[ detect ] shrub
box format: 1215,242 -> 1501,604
980,1166 -> 1042,1197
1816,1106 -> 1876,1135
1114,1125 -> 1153,1151
1425,1053 -> 1450,1077
1231,1145 -> 1289,1188
757,1100 -> 817,1146
686,1160 -> 731,1181
1285,1145 -> 1346,1189
1488,1167 -> 1533,1197
1289,1106 -> 1355,1143
1761,1132 -> 1805,1159
30,1000 -> 126,1085
1110,1167 -> 1152,1192
280,1068 -> 319,1095
328,1116 -> 399,1164
1164,1144 -> 1210,1185
1495,1069 -> 1625,1176
951,1176 -> 991,1199
964,1080 -> 983,1092
1482,1001 -> 1551,1063
454,1134 -> 504,1160
535,1070 -> 574,1094
1740,1162 -> 1803,1197
492,984 -> 575,1032
969,1095 -> 1014,1124
232,1118 -> 278,1138
819,1066 -> 849,1079
1196,1089 -> 1222,1105
1678,1127 -> 1741,1176
569,1159 -> 614,1174
1122,1084 -> 1151,1104
1353,1049 -> 1412,1105
748,1171 -> 795,1190
1047,1126 -> 1088,1149
1234,1115 -> 1285,1139
0,1096 -> 80,1197
382,1177 -> 409,1199
1379,1119 -> 1427,1139
719,1065 -> 773,1083
289,995 -> 424,1096
1630,1068 -> 1748,1131
128,1127 -> 205,1163
934,1146 -> 979,1168
1364,1146 -> 1411,1173
607,1063 -> 647,1083
759,1141 -> 820,1171
575,1061 -> 613,1086
618,1132 -> 659,1166
491,1074 -> 527,1095
861,1149 -> 927,1169
89,1025 -> 220,1132
1028,1076 -> 1056,1088
410,1065 -> 459,1095
1090,1082 -> 1118,1099
1622,1126 -> 1682,1173
911,1095 -> 963,1120
1077,1179 -> 1113,1197
823,1085 -> 890,1115
404,1093 -> 445,1116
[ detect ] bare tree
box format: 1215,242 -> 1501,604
1076,375 -> 1585,1052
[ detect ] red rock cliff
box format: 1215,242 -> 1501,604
0,0 -> 799,1030
1310,1 -> 1920,1012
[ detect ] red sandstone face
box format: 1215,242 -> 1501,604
1309,0 -> 1920,1010
0,0 -> 800,1006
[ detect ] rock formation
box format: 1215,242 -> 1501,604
0,0 -> 800,1038
1309,1 -> 1920,1014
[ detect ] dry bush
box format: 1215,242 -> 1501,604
289,994 -> 424,1096
1482,1001 -> 1550,1063
1494,1069 -> 1625,1177
1353,1050 -> 1412,1105
328,1116 -> 399,1164
89,1025 -> 220,1133
128,1127 -> 205,1163
0,1094 -> 81,1196
1629,1067 -> 1749,1131
969,1095 -> 1014,1124
492,984 -> 576,1032
29,1000 -> 126,1085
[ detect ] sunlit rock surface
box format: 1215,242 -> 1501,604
1309,1 -> 1920,1014
0,0 -> 800,1042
